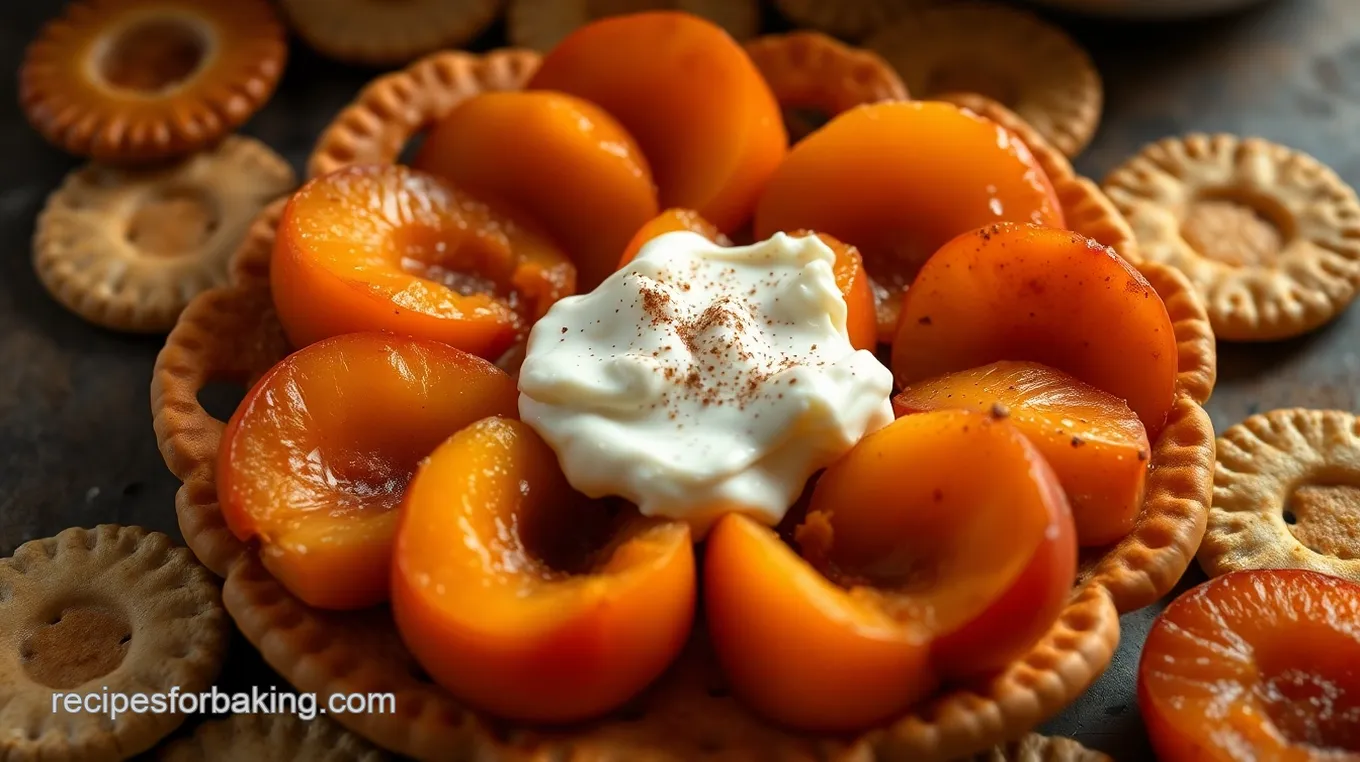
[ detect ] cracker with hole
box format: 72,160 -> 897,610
1105,134 -> 1360,341
0,526 -> 228,761
34,136 -> 295,333
20,0 -> 286,162
1201,408 -> 1360,581
280,0 -> 502,67
509,0 -> 760,52
865,1 -> 1101,159
157,713 -> 389,761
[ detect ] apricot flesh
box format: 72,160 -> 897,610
529,11 -> 787,232
1139,569 -> 1360,760
895,361 -> 1150,547
893,223 -> 1178,439
705,409 -> 1076,731
392,417 -> 695,722
754,100 -> 1064,341
272,164 -> 575,359
414,91 -> 658,290
217,333 -> 518,610
618,208 -> 731,267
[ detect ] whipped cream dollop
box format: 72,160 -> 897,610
517,231 -> 894,534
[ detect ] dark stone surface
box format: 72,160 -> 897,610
1,0 -> 1356,759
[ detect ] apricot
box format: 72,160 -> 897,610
894,361 -> 1150,547
414,91 -> 658,290
217,333 -> 518,610
1140,569 -> 1360,761
272,164 -> 575,359
753,100 -> 1064,342
705,409 -> 1076,731
528,11 -> 787,232
893,223 -> 1178,439
392,416 -> 695,723
618,211 -> 876,351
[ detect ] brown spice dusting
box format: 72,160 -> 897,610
1137,449 -> 1149,462
1071,436 -> 1085,448
989,402 -> 1010,420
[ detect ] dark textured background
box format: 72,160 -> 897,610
2,0 -> 1358,758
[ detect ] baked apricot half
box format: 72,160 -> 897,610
705,409 -> 1076,731
754,100 -> 1064,342
392,416 -> 695,723
618,211 -> 877,351
528,11 -> 786,232
893,223 -> 1178,439
414,91 -> 659,290
1140,569 -> 1360,761
272,164 -> 575,359
895,361 -> 1150,547
218,333 -> 518,610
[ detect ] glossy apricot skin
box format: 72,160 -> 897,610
754,100 -> 1064,340
705,410 -> 1076,731
618,212 -> 877,352
392,417 -> 696,723
414,91 -> 659,290
217,333 -> 518,610
272,164 -> 575,359
893,223 -> 1179,440
528,11 -> 787,232
895,361 -> 1151,547
1139,569 -> 1360,761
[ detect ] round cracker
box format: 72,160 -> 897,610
20,0 -> 286,162
773,0 -> 925,41
0,526 -> 228,761
1201,408 -> 1360,582
509,0 -> 760,52
32,136 -> 295,333
865,2 -> 1101,158
1104,134 -> 1360,341
157,713 -> 388,761
280,0 -> 503,67
967,734 -> 1112,762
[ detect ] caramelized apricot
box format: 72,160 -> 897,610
218,333 -> 518,610
618,213 -> 876,351
1140,569 -> 1360,761
414,91 -> 658,290
705,410 -> 1076,730
754,100 -> 1063,341
895,361 -> 1150,547
272,164 -> 575,359
392,417 -> 695,722
528,11 -> 787,232
893,223 -> 1178,439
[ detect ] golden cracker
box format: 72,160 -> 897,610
1201,408 -> 1360,582
866,2 -> 1102,158
20,0 -> 286,162
281,0 -> 503,66
510,0 -> 760,52
967,734 -> 1112,762
33,136 -> 295,333
157,713 -> 389,761
1104,134 -> 1360,341
0,526 -> 228,761
773,0 -> 924,41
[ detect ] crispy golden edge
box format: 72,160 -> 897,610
156,711 -> 390,761
965,733 -> 1113,762
745,31 -> 908,116
280,0 -> 504,67
1139,260 -> 1217,406
306,49 -> 541,180
1199,408 -> 1360,580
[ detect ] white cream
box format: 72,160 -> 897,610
517,231 -> 894,534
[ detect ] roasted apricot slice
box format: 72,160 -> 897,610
618,213 -> 877,351
753,100 -> 1064,341
1140,569 -> 1360,761
893,223 -> 1178,439
218,333 -> 518,610
392,416 -> 695,723
705,409 -> 1076,731
895,361 -> 1150,547
271,164 -> 575,359
414,91 -> 658,290
528,11 -> 787,232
